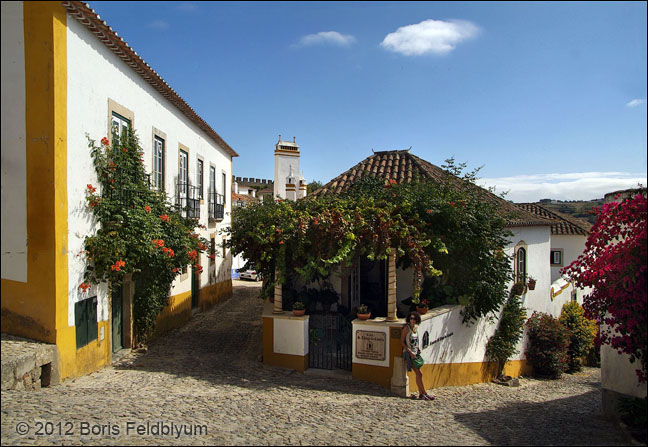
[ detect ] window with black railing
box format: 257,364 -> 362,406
209,190 -> 224,220
108,167 -> 151,205
176,182 -> 201,219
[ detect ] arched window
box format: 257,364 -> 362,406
516,247 -> 527,283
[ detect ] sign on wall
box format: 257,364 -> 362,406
355,330 -> 386,361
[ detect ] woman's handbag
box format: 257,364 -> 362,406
412,354 -> 424,369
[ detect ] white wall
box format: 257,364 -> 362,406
505,226 -> 552,315
550,234 -> 587,283
1,1 -> 27,283
66,17 -> 232,325
273,315 -> 309,356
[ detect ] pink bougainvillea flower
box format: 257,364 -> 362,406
78,282 -> 92,292
87,184 -> 96,193
160,214 -> 169,222
100,137 -> 110,146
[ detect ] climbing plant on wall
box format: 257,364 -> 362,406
227,158 -> 513,324
79,130 -> 210,344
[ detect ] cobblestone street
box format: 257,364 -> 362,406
1,281 -> 632,446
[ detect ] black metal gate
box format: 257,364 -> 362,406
309,314 -> 352,371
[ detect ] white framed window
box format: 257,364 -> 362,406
197,159 -> 204,200
153,136 -> 165,190
516,247 -> 527,283
111,112 -> 130,141
221,172 -> 227,204
179,150 -> 188,199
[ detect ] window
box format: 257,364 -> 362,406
197,159 -> 204,200
75,296 -> 98,349
550,250 -> 563,266
153,136 -> 165,190
210,166 -> 216,196
516,247 -> 527,283
222,172 -> 227,204
111,112 -> 130,141
210,237 -> 215,264
179,150 -> 188,199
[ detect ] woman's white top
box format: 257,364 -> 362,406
405,324 -> 420,354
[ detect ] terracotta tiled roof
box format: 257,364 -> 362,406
62,1 -> 238,158
311,150 -> 549,227
515,203 -> 591,235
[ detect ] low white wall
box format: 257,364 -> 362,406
273,315 -> 309,356
601,322 -> 647,399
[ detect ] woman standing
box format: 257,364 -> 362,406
401,311 -> 435,400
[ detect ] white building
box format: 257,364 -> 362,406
262,149 -> 587,392
1,1 -> 237,380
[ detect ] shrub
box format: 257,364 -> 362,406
485,289 -> 527,378
559,301 -> 597,373
525,312 -> 570,378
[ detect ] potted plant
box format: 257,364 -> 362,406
292,301 -> 306,316
416,298 -> 430,315
527,276 -> 537,291
511,281 -> 527,297
356,304 -> 371,320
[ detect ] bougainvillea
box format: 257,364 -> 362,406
227,159 -> 513,324
80,129 -> 211,344
563,192 -> 647,382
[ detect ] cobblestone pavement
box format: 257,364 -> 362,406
1,281 -> 633,446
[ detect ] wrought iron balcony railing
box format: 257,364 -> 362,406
176,182 -> 201,219
208,191 -> 224,221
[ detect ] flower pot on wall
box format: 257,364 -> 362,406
416,307 -> 428,315
357,313 -> 371,320
292,309 -> 305,317
528,280 -> 536,291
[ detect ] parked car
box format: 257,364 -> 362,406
239,270 -> 261,281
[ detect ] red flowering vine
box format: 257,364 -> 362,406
563,192 -> 647,383
160,214 -> 170,222
111,260 -> 126,271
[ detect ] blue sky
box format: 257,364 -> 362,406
89,1 -> 647,202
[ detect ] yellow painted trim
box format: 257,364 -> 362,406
152,290 -> 192,338
199,279 -> 233,311
551,281 -> 571,301
2,4 -> 69,365
407,359 -> 532,389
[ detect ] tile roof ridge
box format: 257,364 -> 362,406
62,1 -> 238,158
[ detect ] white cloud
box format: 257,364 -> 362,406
380,19 -> 479,56
147,20 -> 169,30
478,172 -> 647,203
626,99 -> 646,108
295,31 -> 356,48
176,3 -> 198,12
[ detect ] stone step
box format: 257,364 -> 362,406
1,333 -> 60,391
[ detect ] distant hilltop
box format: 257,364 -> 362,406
533,199 -> 604,225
